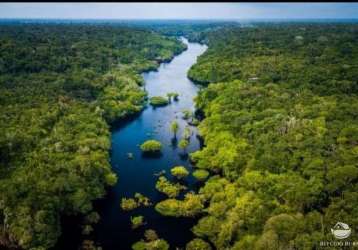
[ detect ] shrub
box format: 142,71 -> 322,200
178,139 -> 189,152
186,238 -> 212,250
140,140 -> 162,152
131,215 -> 145,229
192,169 -> 210,181
145,229 -> 158,241
132,230 -> 169,250
150,96 -> 169,106
120,198 -> 139,211
171,166 -> 189,179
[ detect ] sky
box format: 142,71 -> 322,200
0,3 -> 357,20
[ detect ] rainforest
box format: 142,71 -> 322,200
0,18 -> 358,250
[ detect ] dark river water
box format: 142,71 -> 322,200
91,38 -> 207,250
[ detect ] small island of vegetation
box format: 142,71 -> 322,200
140,140 -> 162,153
132,230 -> 169,250
170,166 -> 189,179
149,96 -> 169,106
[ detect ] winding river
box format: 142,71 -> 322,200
93,38 -> 207,249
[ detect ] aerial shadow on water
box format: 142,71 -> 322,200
141,151 -> 163,158
170,137 -> 178,148
110,108 -> 145,131
179,153 -> 189,161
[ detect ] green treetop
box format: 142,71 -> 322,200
171,166 -> 189,179
170,120 -> 179,138
140,140 -> 162,153
178,139 -> 189,153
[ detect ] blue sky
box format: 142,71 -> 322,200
0,3 -> 357,19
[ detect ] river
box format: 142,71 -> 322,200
91,38 -> 207,249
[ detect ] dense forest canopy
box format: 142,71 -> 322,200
0,23 -> 185,249
182,23 -> 358,249
1,19 -> 358,250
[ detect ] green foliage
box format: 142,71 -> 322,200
132,230 -> 169,250
170,166 -> 189,179
155,176 -> 186,198
120,198 -> 139,211
170,120 -> 179,137
0,23 -> 186,249
187,23 -> 358,249
185,238 -> 212,250
182,109 -> 193,120
149,96 -> 169,107
140,140 -> 162,153
98,72 -> 147,123
145,229 -> 159,242
135,193 -> 152,207
131,215 -> 145,229
192,169 -> 209,181
132,239 -> 169,250
121,193 -> 152,212
155,193 -> 204,217
105,172 -> 118,186
178,139 -> 190,153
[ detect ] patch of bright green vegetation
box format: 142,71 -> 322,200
186,238 -> 212,250
170,120 -> 179,137
140,140 -> 162,153
178,139 -> 190,153
131,215 -> 145,229
121,198 -> 140,211
149,96 -> 169,106
155,176 -> 186,198
132,229 -> 169,250
192,169 -> 209,181
121,193 -> 152,211
170,166 -> 189,179
155,193 -> 204,217
187,23 -> 358,249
